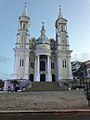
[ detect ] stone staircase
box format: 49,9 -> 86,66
26,82 -> 64,92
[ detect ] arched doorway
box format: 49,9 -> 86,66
52,74 -> 55,82
40,61 -> 45,71
40,74 -> 45,82
29,74 -> 34,82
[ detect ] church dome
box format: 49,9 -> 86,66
37,23 -> 50,45
37,35 -> 50,45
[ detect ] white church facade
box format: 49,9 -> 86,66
12,4 -> 73,82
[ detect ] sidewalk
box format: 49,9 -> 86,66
0,109 -> 90,113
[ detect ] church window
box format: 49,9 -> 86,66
51,63 -> 54,69
20,59 -> 24,67
65,60 -> 67,67
30,62 -> 34,69
23,23 -> 25,30
62,60 -> 67,68
22,60 -> 24,66
63,61 -> 64,67
61,25 -> 64,32
40,61 -> 45,71
20,60 -> 22,66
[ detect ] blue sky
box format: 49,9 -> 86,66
0,0 -> 90,79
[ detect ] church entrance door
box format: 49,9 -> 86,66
29,74 -> 34,82
40,74 -> 45,82
52,74 -> 55,82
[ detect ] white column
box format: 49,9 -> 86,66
24,52 -> 29,79
57,36 -> 61,50
57,55 -> 62,81
46,56 -> 52,82
13,55 -> 17,79
47,56 -> 49,72
12,49 -> 17,79
68,56 -> 73,80
49,56 -> 52,81
34,56 -> 37,82
37,55 -> 40,74
35,56 -> 37,74
34,55 -> 40,82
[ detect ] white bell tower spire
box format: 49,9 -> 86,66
56,6 -> 73,81
13,4 -> 30,79
22,3 -> 28,17
58,5 -> 63,18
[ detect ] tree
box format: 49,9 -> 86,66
10,79 -> 19,87
0,80 -> 4,88
10,79 -> 20,92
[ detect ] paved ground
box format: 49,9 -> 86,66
0,89 -> 89,111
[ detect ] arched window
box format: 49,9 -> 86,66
22,60 -> 24,66
61,26 -> 63,31
62,60 -> 67,68
65,60 -> 67,67
40,61 -> 45,71
23,23 -> 25,30
51,63 -> 54,69
20,59 -> 24,67
20,59 -> 21,66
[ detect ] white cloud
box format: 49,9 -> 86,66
72,52 -> 90,62
0,56 -> 9,63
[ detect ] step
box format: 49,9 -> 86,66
26,82 -> 64,92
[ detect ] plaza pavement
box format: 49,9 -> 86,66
0,89 -> 89,112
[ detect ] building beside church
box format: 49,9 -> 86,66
12,4 -> 73,82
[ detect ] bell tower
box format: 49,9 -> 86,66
13,3 -> 30,79
55,6 -> 73,81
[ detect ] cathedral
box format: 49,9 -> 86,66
12,4 -> 73,82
